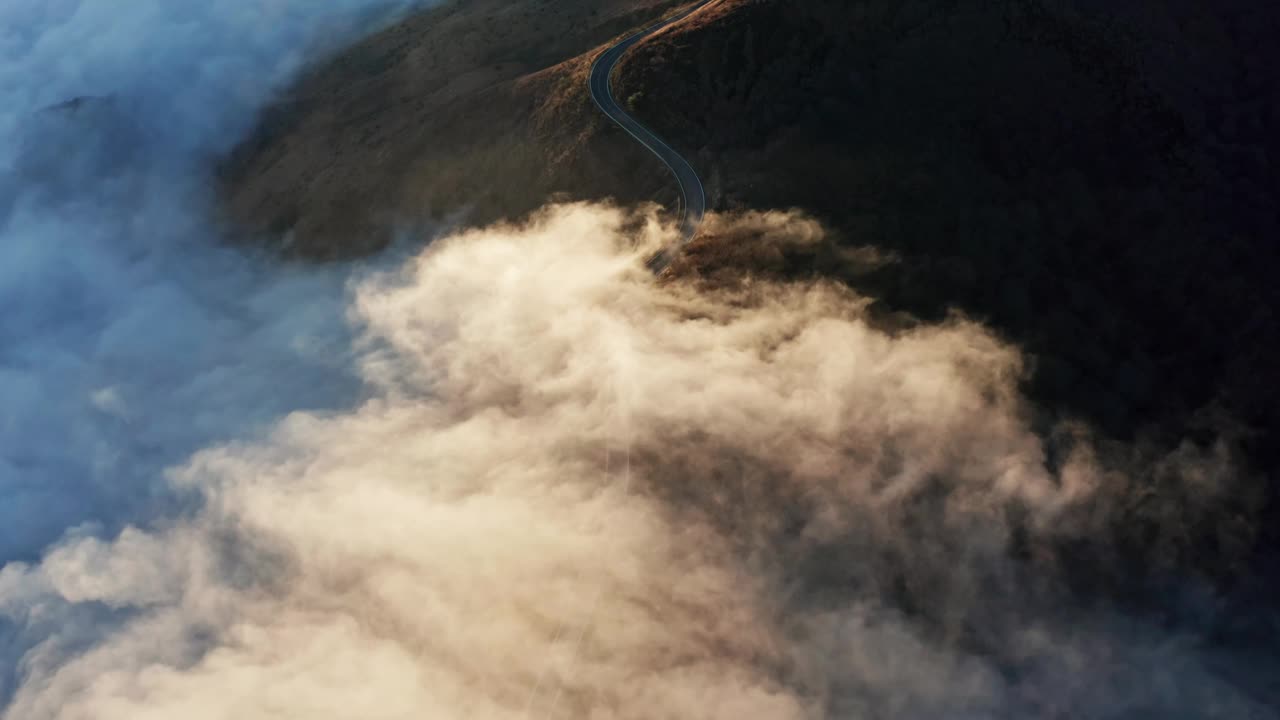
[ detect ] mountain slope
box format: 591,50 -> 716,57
222,0 -> 1280,590
220,0 -> 693,258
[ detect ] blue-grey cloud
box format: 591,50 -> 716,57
0,0 -> 435,704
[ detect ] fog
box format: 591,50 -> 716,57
1,0 -> 1276,717
0,0 -> 433,703
2,200 -> 1273,717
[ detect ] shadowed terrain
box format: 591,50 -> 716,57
224,0 -> 1280,589
220,0 -> 690,258
610,0 -> 1280,594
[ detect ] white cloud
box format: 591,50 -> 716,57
2,205 -> 1266,718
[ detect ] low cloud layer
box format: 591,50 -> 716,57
0,0 -> 436,703
0,0 -> 437,559
3,205 -> 1272,718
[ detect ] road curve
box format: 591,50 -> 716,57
589,2 -> 712,267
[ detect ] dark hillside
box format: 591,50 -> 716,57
617,0 -> 1280,580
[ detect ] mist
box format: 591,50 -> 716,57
3,199 -> 1275,717
0,0 -> 443,557
1,0 -> 1276,717
0,0 -> 436,703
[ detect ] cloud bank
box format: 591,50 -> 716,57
0,0 -> 436,703
3,204 -> 1273,718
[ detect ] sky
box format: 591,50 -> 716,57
0,1 -> 1276,718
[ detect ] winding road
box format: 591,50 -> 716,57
589,1 -> 713,268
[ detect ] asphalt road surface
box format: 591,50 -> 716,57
589,2 -> 712,269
